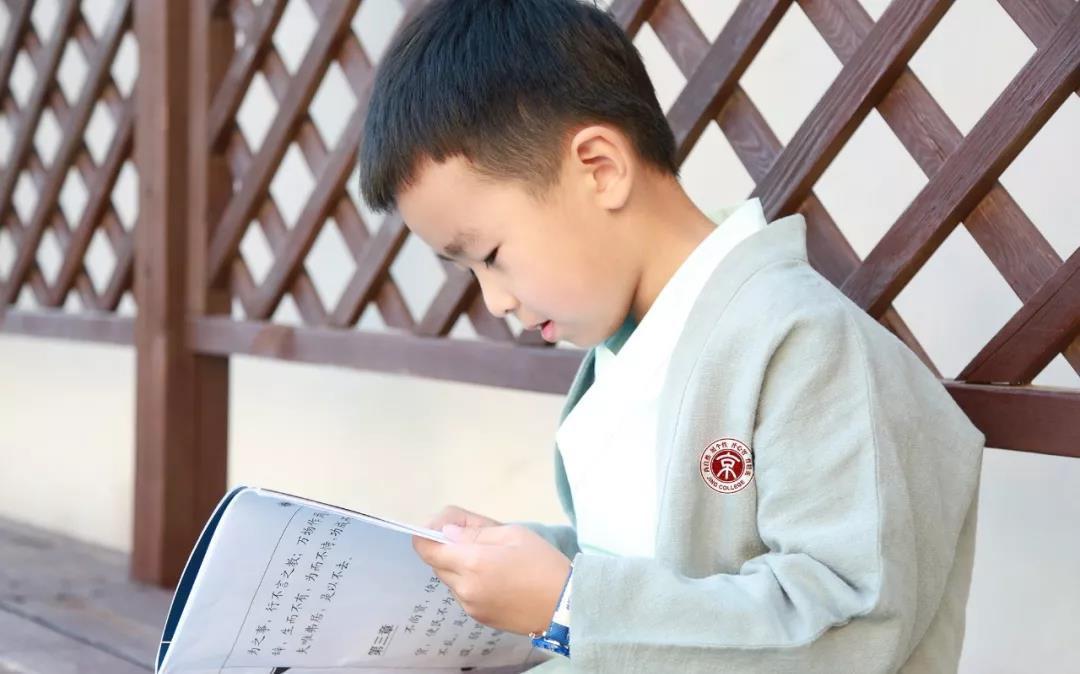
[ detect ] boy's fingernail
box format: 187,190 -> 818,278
442,523 -> 463,539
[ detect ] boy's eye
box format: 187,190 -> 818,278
483,247 -> 499,269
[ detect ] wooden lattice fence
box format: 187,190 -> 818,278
0,0 -> 1077,586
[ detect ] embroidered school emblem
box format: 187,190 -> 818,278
699,438 -> 754,493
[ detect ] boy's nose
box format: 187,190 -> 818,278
477,276 -> 518,318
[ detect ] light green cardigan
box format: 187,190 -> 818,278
516,212 -> 985,673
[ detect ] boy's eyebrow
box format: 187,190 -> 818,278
436,229 -> 478,262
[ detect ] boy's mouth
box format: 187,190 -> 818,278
540,320 -> 556,342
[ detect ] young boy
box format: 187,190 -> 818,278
359,1 -> 985,672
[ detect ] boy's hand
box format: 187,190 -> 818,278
412,523 -> 572,636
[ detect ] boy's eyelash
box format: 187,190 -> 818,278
456,248 -> 497,276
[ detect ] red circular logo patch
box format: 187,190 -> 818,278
699,437 -> 754,493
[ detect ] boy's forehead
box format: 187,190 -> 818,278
407,154 -> 482,201
399,157 -> 482,222
397,156 -> 512,256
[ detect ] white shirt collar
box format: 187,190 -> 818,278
592,197 -> 769,386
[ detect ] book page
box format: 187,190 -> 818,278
159,488 -> 551,673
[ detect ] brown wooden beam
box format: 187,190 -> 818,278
224,130 -> 330,325
751,0 -> 952,221
330,213 -> 410,327
609,0 -> 664,35
131,0 -> 231,588
0,308 -> 133,344
248,104 -> 369,320
800,0 -> 1080,377
961,246 -> 1080,384
187,311 -> 1078,457
0,0 -> 78,232
667,0 -> 790,164
1,1 -> 126,304
49,101 -> 135,307
0,2 -> 32,110
802,0 -> 1080,378
946,382 -> 1080,458
998,0 -> 1080,99
648,0 -> 937,374
207,0 -> 287,149
189,317 -> 582,395
841,3 -> 1080,317
205,0 -> 360,284
415,265 -> 481,338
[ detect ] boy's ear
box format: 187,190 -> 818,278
569,124 -> 634,211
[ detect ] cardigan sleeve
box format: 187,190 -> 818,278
558,302 -> 976,673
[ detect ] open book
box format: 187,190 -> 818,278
156,486 -> 554,673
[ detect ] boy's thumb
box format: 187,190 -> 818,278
441,523 -> 466,541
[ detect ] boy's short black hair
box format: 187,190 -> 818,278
359,0 -> 679,213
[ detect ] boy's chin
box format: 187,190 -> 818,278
543,321 -> 611,349
559,330 -> 602,350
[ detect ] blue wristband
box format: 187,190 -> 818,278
530,562 -> 573,657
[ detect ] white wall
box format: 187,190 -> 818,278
1,0 -> 1078,671
0,337 -> 569,550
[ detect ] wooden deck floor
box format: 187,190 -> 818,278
0,517 -> 172,673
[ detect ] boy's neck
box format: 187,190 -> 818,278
626,176 -> 719,326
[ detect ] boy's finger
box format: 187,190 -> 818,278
413,533 -> 466,573
426,505 -> 502,531
412,534 -> 445,564
442,523 -> 484,544
425,505 -> 470,531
